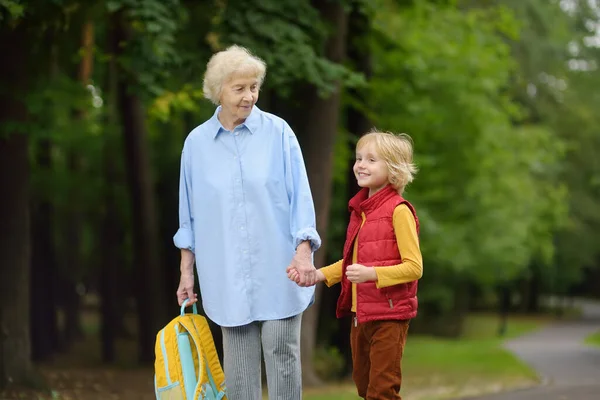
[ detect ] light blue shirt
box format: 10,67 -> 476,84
174,106 -> 321,327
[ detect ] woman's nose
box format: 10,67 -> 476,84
243,89 -> 254,100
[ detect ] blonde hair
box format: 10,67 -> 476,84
203,45 -> 267,105
356,130 -> 418,193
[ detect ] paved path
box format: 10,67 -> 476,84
466,299 -> 600,400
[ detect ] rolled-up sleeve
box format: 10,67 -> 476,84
173,144 -> 195,253
283,123 -> 321,252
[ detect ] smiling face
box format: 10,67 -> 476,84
353,142 -> 390,197
218,74 -> 260,128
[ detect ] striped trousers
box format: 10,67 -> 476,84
221,313 -> 302,400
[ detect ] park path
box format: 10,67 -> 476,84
465,299 -> 600,400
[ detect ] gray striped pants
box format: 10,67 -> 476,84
221,313 -> 302,400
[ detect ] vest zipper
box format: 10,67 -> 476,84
384,289 -> 393,308
355,278 -> 359,327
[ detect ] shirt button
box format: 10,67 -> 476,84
240,226 -> 245,230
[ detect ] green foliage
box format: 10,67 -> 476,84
141,1 -> 218,120
370,1 -> 567,287
584,330 -> 600,347
25,72 -> 117,276
0,0 -> 24,20
552,87 -> 600,289
148,85 -> 206,123
501,0 -> 600,289
108,0 -> 186,96
3,0 -> 599,367
325,129 -> 354,264
312,346 -> 345,381
215,0 -> 364,98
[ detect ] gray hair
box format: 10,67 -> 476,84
203,45 -> 267,105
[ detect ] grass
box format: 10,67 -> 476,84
584,330 -> 600,348
16,311 -> 548,400
303,313 -> 549,400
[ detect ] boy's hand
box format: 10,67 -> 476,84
286,266 -> 324,286
286,266 -> 300,283
346,264 -> 377,284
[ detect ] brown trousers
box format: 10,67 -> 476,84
350,318 -> 410,400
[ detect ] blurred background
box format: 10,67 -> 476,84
1,0 -> 600,399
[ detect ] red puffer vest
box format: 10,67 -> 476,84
336,185 -> 420,323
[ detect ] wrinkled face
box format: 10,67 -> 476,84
219,74 -> 259,124
353,142 -> 389,196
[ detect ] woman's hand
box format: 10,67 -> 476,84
177,249 -> 197,306
345,264 -> 377,284
287,241 -> 316,286
177,273 -> 198,306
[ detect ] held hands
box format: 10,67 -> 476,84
287,265 -> 325,287
286,249 -> 319,287
286,263 -> 377,286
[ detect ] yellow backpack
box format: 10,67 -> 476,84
154,300 -> 227,400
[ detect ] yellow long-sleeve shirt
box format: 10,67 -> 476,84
320,203 -> 423,312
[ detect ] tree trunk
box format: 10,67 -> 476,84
526,264 -> 541,313
30,34 -> 61,363
58,274 -> 84,344
30,139 -> 59,362
334,3 -> 375,377
346,3 -> 374,142
0,134 -> 39,389
60,18 -> 97,346
299,1 -> 349,386
0,22 -> 44,391
112,11 -> 167,363
497,284 -> 512,337
155,124 -> 181,319
100,21 -> 122,363
99,148 -> 122,363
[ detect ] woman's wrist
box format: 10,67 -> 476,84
180,265 -> 194,275
180,249 -> 195,275
295,241 -> 312,257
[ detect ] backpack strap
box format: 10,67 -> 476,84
181,298 -> 198,316
194,318 -> 227,398
177,299 -> 201,398
179,317 -> 227,399
159,329 -> 172,385
175,322 -> 201,399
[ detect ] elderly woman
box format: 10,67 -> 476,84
173,45 -> 321,400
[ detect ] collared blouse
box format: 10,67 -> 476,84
174,106 -> 321,327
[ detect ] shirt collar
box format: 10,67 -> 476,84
210,105 -> 262,139
348,184 -> 400,214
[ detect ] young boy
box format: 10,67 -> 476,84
288,130 -> 423,399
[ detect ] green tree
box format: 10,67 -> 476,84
370,0 -> 567,334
